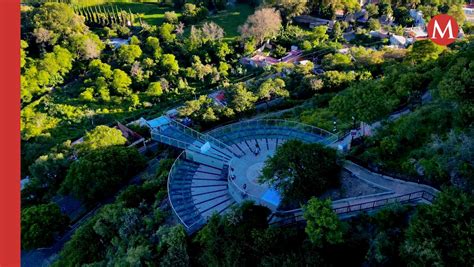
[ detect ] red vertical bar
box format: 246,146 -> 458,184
0,0 -> 21,266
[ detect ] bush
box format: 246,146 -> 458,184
182,3 -> 208,24
21,203 -> 70,250
60,146 -> 146,205
164,11 -> 178,24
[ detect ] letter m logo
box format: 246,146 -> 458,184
427,14 -> 459,46
431,19 -> 454,39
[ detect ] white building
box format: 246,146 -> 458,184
409,9 -> 425,27
464,4 -> 474,22
390,34 -> 407,47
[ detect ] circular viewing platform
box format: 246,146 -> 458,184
167,119 -> 337,233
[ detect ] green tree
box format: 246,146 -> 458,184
61,146 -> 146,204
68,33 -> 105,60
54,215 -> 104,266
437,45 -> 473,125
189,56 -> 213,82
164,11 -> 179,24
194,214 -> 222,266
350,46 -> 384,68
117,44 -> 142,65
79,87 -> 94,101
28,150 -> 70,197
20,40 -> 28,68
368,18 -> 381,30
21,203 -> 70,249
273,45 -> 287,58
322,70 -> 357,91
448,5 -> 466,26
321,53 -> 352,70
308,25 -> 329,47
159,23 -> 176,43
29,3 -> 88,47
303,198 -> 344,246
145,36 -> 161,59
111,69 -> 132,96
365,204 -> 412,266
218,61 -> 230,77
260,140 -> 341,204
129,35 -> 141,45
194,202 -> 271,266
182,3 -> 208,24
332,21 -> 343,42
239,8 -> 282,44
78,125 -> 127,153
228,82 -> 257,113
378,0 -> 392,17
402,188 -> 474,266
329,79 -> 398,122
157,225 -> 190,266
21,45 -> 73,103
393,7 -> 414,27
428,130 -> 474,190
366,3 -> 379,18
256,78 -> 289,104
179,95 -> 219,122
269,0 -> 308,22
146,82 -> 163,97
161,54 -> 180,76
125,245 -> 152,266
407,40 -> 445,63
214,42 -> 231,61
20,103 -> 59,139
88,59 -> 113,78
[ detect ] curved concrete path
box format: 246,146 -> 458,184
269,161 -> 439,225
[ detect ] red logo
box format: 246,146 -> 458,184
427,14 -> 459,46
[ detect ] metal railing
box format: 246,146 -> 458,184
269,190 -> 437,227
167,118 -> 244,157
152,129 -> 235,164
333,190 -> 436,215
151,131 -> 201,151
207,119 -> 338,145
167,151 -> 209,233
167,151 -> 194,229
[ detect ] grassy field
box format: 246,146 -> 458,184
80,1 -> 252,37
205,3 -> 254,40
180,3 -> 254,40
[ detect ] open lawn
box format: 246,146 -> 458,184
207,3 -> 254,40
83,2 -> 252,38
185,3 -> 254,41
